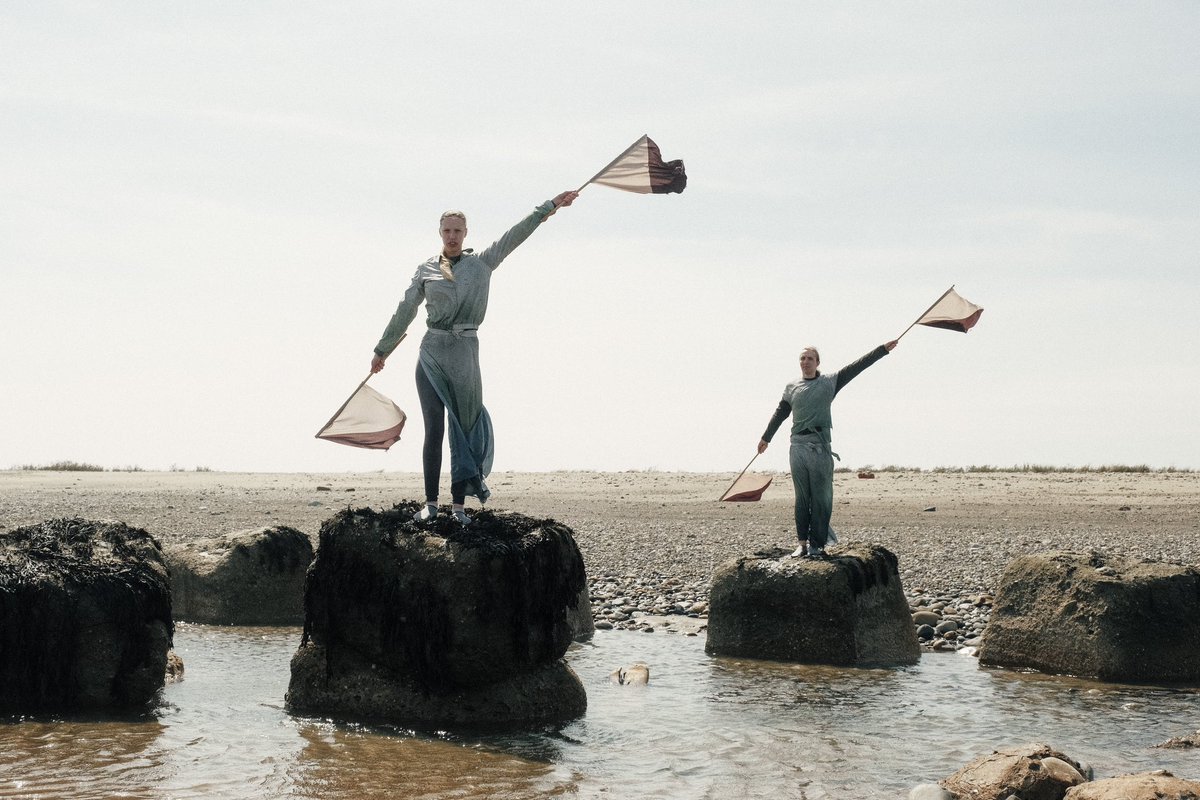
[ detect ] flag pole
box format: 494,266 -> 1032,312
897,284 -> 956,340
719,451 -> 761,501
315,334 -> 406,438
576,134 -> 646,193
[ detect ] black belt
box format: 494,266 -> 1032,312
795,428 -> 823,436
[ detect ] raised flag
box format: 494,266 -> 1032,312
583,135 -> 687,194
316,379 -> 406,450
897,286 -> 984,341
917,287 -> 984,333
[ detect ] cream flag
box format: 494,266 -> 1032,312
316,380 -> 406,450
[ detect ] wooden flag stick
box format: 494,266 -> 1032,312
576,134 -> 646,193
315,374 -> 372,438
897,284 -> 956,341
719,450 -> 761,501
315,334 -> 406,438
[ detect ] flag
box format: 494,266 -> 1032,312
586,135 -> 687,194
720,473 -> 772,502
316,381 -> 406,450
917,287 -> 984,333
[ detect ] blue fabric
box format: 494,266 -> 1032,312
418,351 -> 492,503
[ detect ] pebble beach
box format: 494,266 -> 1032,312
3,468 -> 1198,652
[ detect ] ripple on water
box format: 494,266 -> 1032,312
1,625 -> 1198,799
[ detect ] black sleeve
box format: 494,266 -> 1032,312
761,400 -> 790,442
833,345 -> 889,395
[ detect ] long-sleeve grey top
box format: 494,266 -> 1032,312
761,345 -> 890,442
373,200 -> 556,358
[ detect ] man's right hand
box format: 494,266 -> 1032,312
370,355 -> 386,374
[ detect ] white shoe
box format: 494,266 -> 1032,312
413,505 -> 438,523
790,544 -> 808,558
453,509 -> 472,526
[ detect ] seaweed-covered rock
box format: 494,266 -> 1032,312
941,743 -> 1088,800
286,503 -> 588,730
978,551 -> 1200,682
0,518 -> 173,713
705,544 -> 919,666
165,525 -> 313,625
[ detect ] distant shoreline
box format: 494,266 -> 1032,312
3,469 -> 1198,604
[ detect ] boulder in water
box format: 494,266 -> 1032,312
0,518 -> 172,713
941,743 -> 1087,800
286,504 -> 588,730
1063,770 -> 1200,799
165,525 -> 313,625
978,551 -> 1200,682
705,544 -> 919,666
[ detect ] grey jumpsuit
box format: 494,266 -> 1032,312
374,200 -> 557,503
761,345 -> 889,550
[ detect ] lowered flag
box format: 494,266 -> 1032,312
917,287 -> 984,333
719,452 -> 772,501
582,135 -> 687,195
720,473 -> 773,502
316,378 -> 406,450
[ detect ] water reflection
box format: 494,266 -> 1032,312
287,722 -> 574,799
0,625 -> 1197,799
0,718 -> 166,799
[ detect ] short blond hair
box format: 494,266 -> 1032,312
800,346 -> 820,363
440,210 -> 467,225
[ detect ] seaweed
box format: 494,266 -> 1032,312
300,502 -> 586,694
0,518 -> 173,713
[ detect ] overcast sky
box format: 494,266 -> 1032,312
4,2 -> 1198,475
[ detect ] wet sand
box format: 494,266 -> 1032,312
3,469 -> 1197,599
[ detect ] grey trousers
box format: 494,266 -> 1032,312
789,434 -> 834,549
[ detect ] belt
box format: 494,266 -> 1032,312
794,428 -> 823,436
426,325 -> 479,337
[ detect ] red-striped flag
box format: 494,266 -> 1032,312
720,473 -> 772,502
316,380 -> 406,450
917,287 -> 984,332
585,135 -> 687,194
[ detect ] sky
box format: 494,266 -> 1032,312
3,2 -> 1199,475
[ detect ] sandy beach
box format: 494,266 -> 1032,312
3,468 -> 1197,598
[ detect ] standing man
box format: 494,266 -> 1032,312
371,190 -> 578,525
757,340 -> 898,557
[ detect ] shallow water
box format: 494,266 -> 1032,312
2,625 -> 1198,799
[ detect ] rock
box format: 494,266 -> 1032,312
978,551 -> 1200,682
165,650 -> 185,683
705,544 -> 920,666
913,610 -> 943,626
908,785 -> 955,800
941,743 -> 1087,800
286,504 -> 588,730
916,624 -> 936,641
165,526 -> 313,625
1063,770 -> 1200,799
1156,730 -> 1200,749
0,518 -> 173,713
609,663 -> 650,685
